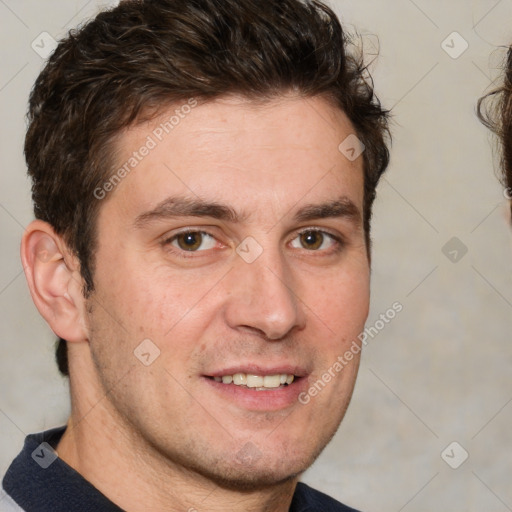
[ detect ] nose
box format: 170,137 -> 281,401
223,247 -> 306,340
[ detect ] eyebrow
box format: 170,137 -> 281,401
293,198 -> 361,224
133,196 -> 361,228
134,197 -> 245,227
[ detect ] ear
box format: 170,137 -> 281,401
21,220 -> 88,343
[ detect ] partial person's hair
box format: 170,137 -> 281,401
24,0 -> 391,376
478,47 -> 512,202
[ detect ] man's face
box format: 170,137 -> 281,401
85,95 -> 370,488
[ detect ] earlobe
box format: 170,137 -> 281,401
21,220 -> 87,343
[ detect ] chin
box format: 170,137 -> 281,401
175,436 -> 328,493
191,456 -> 308,492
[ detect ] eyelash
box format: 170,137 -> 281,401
161,229 -> 221,259
292,228 -> 345,254
161,227 -> 345,258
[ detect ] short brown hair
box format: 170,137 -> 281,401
478,47 -> 512,197
25,0 -> 391,376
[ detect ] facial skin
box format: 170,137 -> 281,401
22,95 -> 370,512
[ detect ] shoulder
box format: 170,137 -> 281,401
290,482 -> 362,512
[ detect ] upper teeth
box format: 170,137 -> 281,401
213,373 -> 294,388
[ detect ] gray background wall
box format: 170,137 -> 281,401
1,1 -> 512,511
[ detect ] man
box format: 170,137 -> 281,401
1,0 -> 390,510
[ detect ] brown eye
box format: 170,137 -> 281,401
164,230 -> 221,258
290,230 -> 338,252
299,231 -> 324,250
175,232 -> 204,251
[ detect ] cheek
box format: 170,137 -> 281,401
109,264 -> 222,350
95,248 -> 184,323
307,265 -> 370,341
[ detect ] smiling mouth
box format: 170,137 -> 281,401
207,373 -> 296,390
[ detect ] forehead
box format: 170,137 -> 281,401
103,94 -> 364,223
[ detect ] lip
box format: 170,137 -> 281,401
202,367 -> 309,412
206,364 -> 308,378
